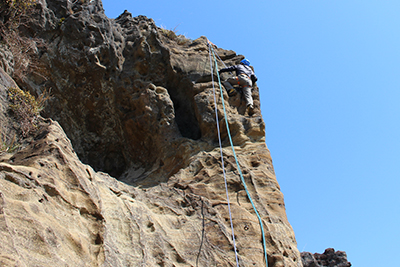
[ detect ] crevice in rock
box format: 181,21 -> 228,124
166,75 -> 201,140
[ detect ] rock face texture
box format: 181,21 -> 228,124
301,249 -> 352,267
1,0 -> 303,266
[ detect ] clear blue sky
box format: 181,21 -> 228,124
101,1 -> 400,266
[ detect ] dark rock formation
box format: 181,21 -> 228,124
301,248 -> 352,267
24,1 -> 243,179
0,0 -> 306,266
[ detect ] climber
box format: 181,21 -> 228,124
219,58 -> 258,115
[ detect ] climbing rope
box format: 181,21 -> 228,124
213,49 -> 228,68
208,43 -> 240,267
196,197 -> 205,267
208,41 -> 269,267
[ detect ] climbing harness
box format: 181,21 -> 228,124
207,40 -> 269,267
236,75 -> 251,88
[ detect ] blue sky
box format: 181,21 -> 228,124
101,1 -> 400,266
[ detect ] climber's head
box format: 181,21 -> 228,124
240,58 -> 250,66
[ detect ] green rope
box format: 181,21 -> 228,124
210,46 -> 269,267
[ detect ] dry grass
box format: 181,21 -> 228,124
7,86 -> 51,137
0,130 -> 18,153
2,31 -> 45,82
0,0 -> 46,82
159,25 -> 192,45
0,0 -> 37,30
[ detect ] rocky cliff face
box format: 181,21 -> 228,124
301,249 -> 351,267
0,0 -> 302,266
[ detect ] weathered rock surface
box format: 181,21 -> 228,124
301,248 -> 352,267
0,0 -> 303,266
22,0 -> 265,181
0,68 -> 18,141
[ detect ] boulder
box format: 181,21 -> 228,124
301,248 -> 352,267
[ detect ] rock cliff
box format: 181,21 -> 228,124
1,0 -> 302,266
301,249 -> 351,267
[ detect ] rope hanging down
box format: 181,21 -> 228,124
208,41 -> 269,267
208,43 -> 240,267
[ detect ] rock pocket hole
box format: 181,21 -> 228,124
147,221 -> 156,232
94,233 -> 103,245
171,98 -> 201,140
166,77 -> 201,140
251,161 -> 261,167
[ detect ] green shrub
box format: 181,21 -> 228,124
7,86 -> 50,137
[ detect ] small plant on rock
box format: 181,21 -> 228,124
0,0 -> 37,30
159,25 -> 192,45
7,86 -> 50,137
160,25 -> 178,40
0,130 -> 18,153
0,0 -> 45,82
176,34 -> 191,45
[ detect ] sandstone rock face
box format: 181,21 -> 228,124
0,0 -> 302,266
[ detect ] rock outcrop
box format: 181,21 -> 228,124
301,248 -> 352,267
1,0 -> 303,266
